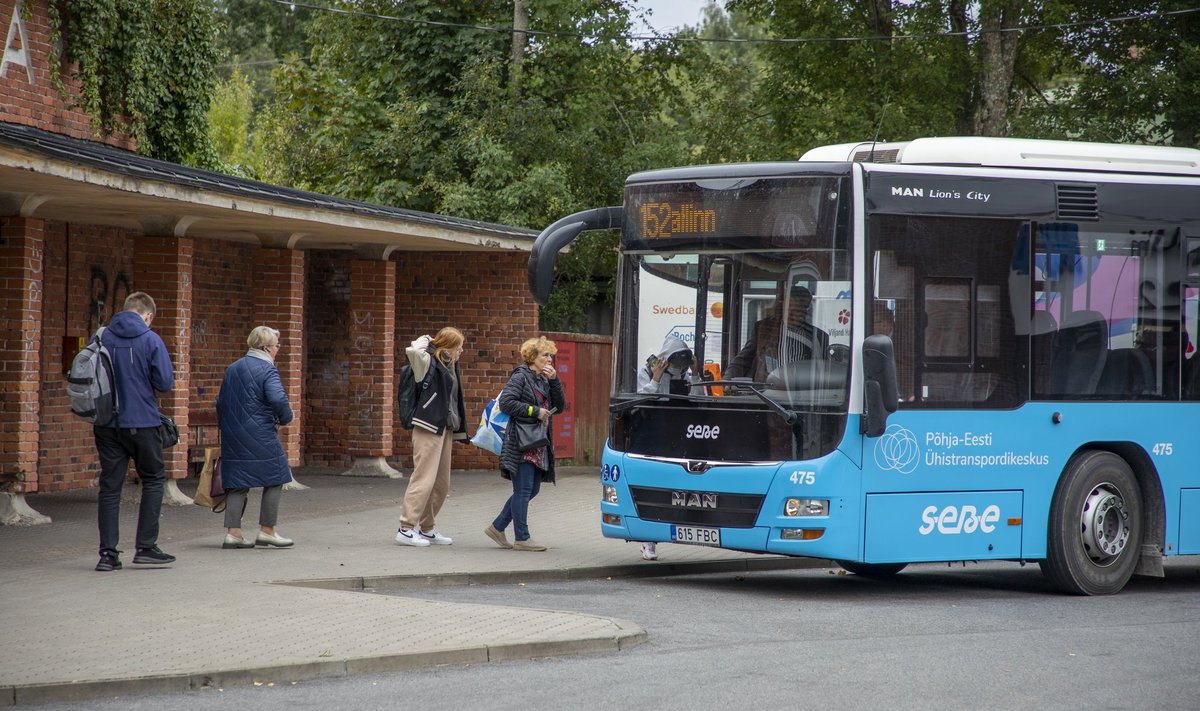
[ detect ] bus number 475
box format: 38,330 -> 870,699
1152,442 -> 1173,456
789,470 -> 816,485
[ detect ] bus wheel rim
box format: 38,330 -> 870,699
1080,484 -> 1129,565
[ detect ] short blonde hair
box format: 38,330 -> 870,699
519,336 -> 557,366
124,292 -> 156,315
247,326 -> 280,350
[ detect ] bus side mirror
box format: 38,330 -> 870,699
528,206 -> 623,305
862,334 -> 899,437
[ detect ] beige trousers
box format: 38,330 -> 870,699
400,427 -> 452,531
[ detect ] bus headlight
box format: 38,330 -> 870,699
785,498 -> 829,517
603,485 -> 619,504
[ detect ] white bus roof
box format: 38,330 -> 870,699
799,137 -> 1200,176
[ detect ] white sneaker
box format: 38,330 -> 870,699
419,528 -> 453,545
395,528 -> 430,547
640,542 -> 658,561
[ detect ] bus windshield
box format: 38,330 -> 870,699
614,175 -> 853,413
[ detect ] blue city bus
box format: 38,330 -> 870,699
528,137 -> 1200,594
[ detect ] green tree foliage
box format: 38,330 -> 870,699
722,0 -> 1079,151
212,0 -> 316,105
207,68 -> 261,177
1016,1 -> 1200,146
257,0 -> 693,330
50,0 -> 220,166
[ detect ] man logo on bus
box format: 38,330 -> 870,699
874,424 -> 919,474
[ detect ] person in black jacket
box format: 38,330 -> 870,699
216,325 -> 295,549
396,327 -> 467,547
484,336 -> 566,552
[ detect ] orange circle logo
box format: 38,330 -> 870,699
711,302 -> 724,318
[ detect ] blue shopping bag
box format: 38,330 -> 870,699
469,397 -> 510,455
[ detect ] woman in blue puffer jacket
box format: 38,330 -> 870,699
216,326 -> 295,549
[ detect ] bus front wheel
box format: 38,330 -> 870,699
836,561 -> 907,577
1040,450 -> 1142,595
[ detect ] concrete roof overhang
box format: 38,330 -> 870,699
0,122 -> 537,254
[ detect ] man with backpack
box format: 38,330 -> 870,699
93,292 -> 176,572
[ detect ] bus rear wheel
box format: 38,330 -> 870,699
836,561 -> 907,577
1040,450 -> 1142,595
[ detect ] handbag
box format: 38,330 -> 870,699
159,415 -> 180,449
512,417 -> 550,452
469,395 -> 510,455
193,448 -> 227,512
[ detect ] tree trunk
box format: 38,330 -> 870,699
510,0 -> 528,96
972,1 -> 1023,136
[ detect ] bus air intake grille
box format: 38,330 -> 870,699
852,147 -> 900,163
630,486 -> 764,528
1056,184 -> 1099,221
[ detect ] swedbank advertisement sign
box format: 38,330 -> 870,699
637,268 -> 723,364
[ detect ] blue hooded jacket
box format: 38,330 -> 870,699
100,310 -> 175,428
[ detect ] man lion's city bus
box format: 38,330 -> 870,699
528,137 -> 1200,595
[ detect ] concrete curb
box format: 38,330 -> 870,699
1,633 -> 646,706
0,557 -> 833,707
274,555 -> 831,592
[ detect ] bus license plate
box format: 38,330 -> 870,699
671,525 -> 720,547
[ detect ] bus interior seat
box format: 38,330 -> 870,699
1184,355 -> 1200,399
1051,310 -> 1108,395
1096,348 -> 1153,397
1031,310 -> 1058,394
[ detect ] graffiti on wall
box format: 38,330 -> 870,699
88,266 -> 132,334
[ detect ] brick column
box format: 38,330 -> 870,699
340,257 -> 401,477
133,235 -> 194,504
252,247 -> 306,485
0,217 -> 49,524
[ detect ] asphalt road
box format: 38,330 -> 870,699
36,560 -> 1200,710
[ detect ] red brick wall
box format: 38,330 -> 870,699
253,248 -> 305,465
303,251 -> 351,467
393,251 -> 540,471
0,0 -> 134,148
37,222 -> 135,492
191,240 -> 255,427
0,216 -> 43,493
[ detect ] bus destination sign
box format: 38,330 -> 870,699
640,202 -> 718,239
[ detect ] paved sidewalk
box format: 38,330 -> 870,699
0,467 -> 824,705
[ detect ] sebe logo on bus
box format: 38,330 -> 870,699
918,504 -> 1001,535
685,424 -> 720,439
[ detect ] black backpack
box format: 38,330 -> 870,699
66,327 -> 119,426
398,364 -> 433,429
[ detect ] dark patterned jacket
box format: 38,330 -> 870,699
498,365 -> 566,482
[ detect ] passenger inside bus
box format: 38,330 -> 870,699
638,335 -> 695,394
726,282 -> 829,382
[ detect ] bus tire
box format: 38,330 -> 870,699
836,561 -> 907,577
1040,450 -> 1142,596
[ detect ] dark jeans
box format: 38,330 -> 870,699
95,425 -> 165,555
492,462 -> 542,541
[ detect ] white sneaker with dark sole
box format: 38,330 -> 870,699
395,528 -> 430,547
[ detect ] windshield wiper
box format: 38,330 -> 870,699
609,392 -> 694,414
700,380 -> 798,425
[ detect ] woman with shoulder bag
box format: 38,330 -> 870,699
395,327 -> 468,547
484,336 -> 566,552
216,326 -> 295,549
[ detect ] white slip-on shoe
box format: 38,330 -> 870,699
640,542 -> 658,561
256,531 -> 294,548
395,528 -> 431,547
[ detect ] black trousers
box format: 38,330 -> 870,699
95,425 -> 165,555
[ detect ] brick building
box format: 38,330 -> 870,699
0,0 -> 550,523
